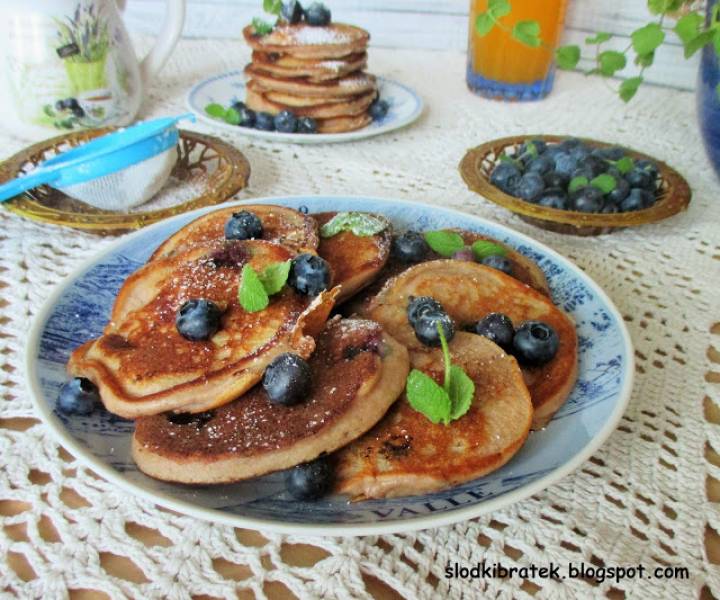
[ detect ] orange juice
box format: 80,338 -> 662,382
467,0 -> 568,99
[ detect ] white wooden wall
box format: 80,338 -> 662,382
125,0 -> 701,90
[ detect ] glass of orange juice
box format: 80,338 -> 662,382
467,0 -> 569,101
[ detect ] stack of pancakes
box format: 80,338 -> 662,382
242,23 -> 378,133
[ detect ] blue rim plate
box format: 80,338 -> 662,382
186,72 -> 423,144
26,196 -> 633,536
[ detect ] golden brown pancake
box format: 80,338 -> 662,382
251,51 -> 367,81
243,23 -> 370,59
246,64 -> 377,98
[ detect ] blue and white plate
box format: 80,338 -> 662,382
27,196 -> 633,536
187,71 -> 423,144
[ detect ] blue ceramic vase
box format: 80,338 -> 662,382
699,0 -> 720,178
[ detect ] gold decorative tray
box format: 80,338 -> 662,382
460,135 -> 691,236
0,128 -> 251,233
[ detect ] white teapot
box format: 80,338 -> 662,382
0,0 -> 185,140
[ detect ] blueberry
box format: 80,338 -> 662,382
176,299 -> 223,341
520,139 -> 547,155
297,116 -> 317,133
288,253 -> 331,296
469,313 -> 514,352
579,155 -> 608,177
67,98 -> 80,110
392,231 -> 429,262
620,188 -> 654,212
72,106 -> 85,118
572,187 -> 604,213
407,296 -> 443,328
452,248 -> 475,261
512,321 -> 559,366
281,0 -> 304,24
515,172 -> 545,202
413,310 -> 455,347
274,110 -> 298,133
255,111 -> 275,131
231,100 -> 246,113
544,145 -> 565,159
369,98 -> 390,120
569,144 -> 591,162
481,255 -> 513,275
263,352 -> 311,406
601,201 -> 619,214
625,167 -> 652,190
592,146 -> 625,161
57,378 -> 98,415
553,152 -> 578,177
305,2 -> 331,25
238,107 -> 256,127
558,138 -> 582,152
636,159 -> 659,178
285,455 -> 334,500
537,189 -> 568,210
490,162 -> 521,194
571,166 -> 595,181
606,177 -> 630,203
544,171 -> 569,190
225,210 -> 263,240
526,155 -> 554,175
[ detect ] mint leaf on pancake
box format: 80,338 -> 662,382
423,230 -> 465,257
258,260 -> 291,295
320,212 -> 389,238
406,369 -> 451,425
447,365 -> 475,420
239,264 -> 269,312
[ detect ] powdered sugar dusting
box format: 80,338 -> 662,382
290,26 -> 353,46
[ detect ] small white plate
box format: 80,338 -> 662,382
186,71 -> 423,144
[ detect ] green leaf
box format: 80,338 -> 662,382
684,30 -> 714,58
512,20 -> 542,47
447,365 -> 475,420
499,153 -> 521,168
251,17 -> 274,35
631,23 -> 665,56
488,0 -> 511,18
590,174 -> 617,194
615,156 -> 635,174
319,212 -> 389,238
205,103 -> 226,119
257,260 -> 291,296
224,107 -> 241,125
586,32 -> 612,45
239,264 -> 269,313
556,45 -> 581,70
674,12 -> 704,45
619,76 -> 643,102
635,51 -> 655,68
423,230 -> 465,257
475,12 -> 495,37
714,29 -> 720,58
438,322 -> 452,394
568,176 -> 589,194
524,141 -> 539,158
263,0 -> 282,15
471,240 -> 507,261
406,369 -> 451,425
598,51 -> 627,76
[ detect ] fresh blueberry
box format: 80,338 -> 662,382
305,2 -> 331,25
544,171 -> 569,189
263,352 -> 311,406
636,159 -> 659,178
369,98 -> 390,120
225,210 -> 263,240
544,145 -> 565,159
569,144 -> 591,162
255,111 -> 275,131
606,177 -> 630,203
274,110 -> 298,133
57,378 -> 99,415
281,0 -> 304,24
620,188 -> 654,212
553,152 -> 578,177
285,455 -> 334,500
520,139 -> 547,155
481,255 -> 513,275
515,172 -> 545,202
580,155 -> 608,177
288,253 -> 331,296
468,313 -> 514,352
558,138 -> 582,152
625,167 -> 653,190
605,166 -> 622,180
572,187 -> 604,213
601,201 -> 619,214
392,231 -> 429,262
490,162 -> 521,194
571,165 -> 596,181
413,310 -> 455,347
407,296 -> 443,328
512,321 -> 559,366
526,155 -> 554,176
67,98 -> 81,110
238,107 -> 256,127
592,146 -> 625,161
176,299 -> 223,341
537,189 -> 568,210
231,100 -> 246,113
452,248 -> 475,261
297,116 -> 317,133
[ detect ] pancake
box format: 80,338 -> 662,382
150,205 -> 319,261
132,317 -> 410,484
362,260 -> 578,429
263,89 -> 350,107
243,23 -> 370,59
315,113 -> 372,134
246,65 -> 377,98
335,333 -> 533,499
251,51 -> 367,81
68,240 -> 339,418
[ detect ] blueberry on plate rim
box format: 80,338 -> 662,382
297,116 -> 318,134
369,98 -> 390,121
263,352 -> 312,406
57,378 -> 99,416
274,110 -> 298,133
254,111 -> 276,131
285,454 -> 334,500
176,299 -> 223,341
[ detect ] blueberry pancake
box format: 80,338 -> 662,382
132,317 -> 409,484
242,23 -> 370,60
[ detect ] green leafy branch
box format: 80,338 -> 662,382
474,0 -> 720,102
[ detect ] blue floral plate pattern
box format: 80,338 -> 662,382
187,73 -> 423,144
26,196 -> 633,536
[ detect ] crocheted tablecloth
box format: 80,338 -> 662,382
2,38 -> 719,600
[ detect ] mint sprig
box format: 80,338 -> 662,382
423,230 -> 465,257
590,174 -> 617,194
257,260 -> 291,295
251,17 -> 274,35
405,324 -> 476,424
238,260 -> 291,312
204,103 -> 242,125
320,212 -> 389,238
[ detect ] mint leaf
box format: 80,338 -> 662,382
569,176 -> 589,193
263,0 -> 282,15
205,103 -> 226,119
423,230 -> 465,257
631,23 -> 665,56
320,212 -> 388,238
224,107 -> 241,125
598,51 -> 627,76
619,76 -> 643,102
406,369 -> 451,424
471,240 -> 507,261
590,174 -> 617,194
499,153 -> 521,168
257,260 -> 290,296
239,264 -> 269,312
512,20 -> 542,48
635,52 -> 655,68
586,32 -> 612,45
447,365 -> 475,420
615,156 -> 634,174
488,0 -> 511,18
252,17 -> 273,35
524,141 -> 539,159
674,13 -> 704,45
475,12 -> 495,37
556,45 -> 580,70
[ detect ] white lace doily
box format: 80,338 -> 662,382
1,38 -> 719,599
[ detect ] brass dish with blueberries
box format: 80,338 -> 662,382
460,135 -> 691,236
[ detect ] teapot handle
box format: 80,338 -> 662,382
139,0 -> 186,85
